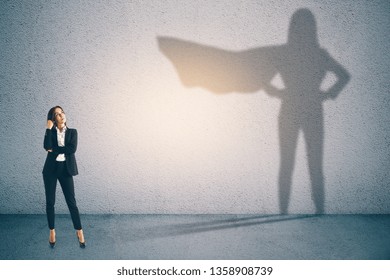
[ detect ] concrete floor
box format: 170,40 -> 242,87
0,214 -> 389,260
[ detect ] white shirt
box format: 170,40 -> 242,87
56,126 -> 67,162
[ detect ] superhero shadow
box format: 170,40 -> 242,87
157,9 -> 350,214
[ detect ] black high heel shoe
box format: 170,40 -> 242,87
49,230 -> 56,248
76,232 -> 86,248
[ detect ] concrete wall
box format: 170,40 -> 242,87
1,0 -> 389,214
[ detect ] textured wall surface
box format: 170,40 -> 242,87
1,0 -> 389,214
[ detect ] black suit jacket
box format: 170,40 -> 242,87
43,127 -> 79,176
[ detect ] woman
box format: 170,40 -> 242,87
263,9 -> 350,214
43,106 -> 85,248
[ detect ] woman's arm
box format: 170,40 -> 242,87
43,120 -> 54,151
52,129 -> 78,154
322,51 -> 351,100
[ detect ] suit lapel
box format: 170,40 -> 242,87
51,127 -> 58,147
65,128 -> 71,145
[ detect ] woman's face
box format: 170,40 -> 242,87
53,107 -> 66,126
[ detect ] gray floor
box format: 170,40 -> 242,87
0,214 -> 389,260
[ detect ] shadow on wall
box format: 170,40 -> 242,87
157,9 -> 350,214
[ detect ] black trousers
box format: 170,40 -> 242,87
43,161 -> 82,230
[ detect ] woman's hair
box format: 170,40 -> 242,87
288,8 -> 318,47
47,105 -> 65,126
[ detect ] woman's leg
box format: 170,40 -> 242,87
43,173 -> 57,230
58,169 -> 82,230
278,114 -> 299,214
304,115 -> 325,214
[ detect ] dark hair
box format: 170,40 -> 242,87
47,105 -> 65,126
288,8 -> 318,47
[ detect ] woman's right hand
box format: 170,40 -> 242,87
263,83 -> 283,98
47,119 -> 54,129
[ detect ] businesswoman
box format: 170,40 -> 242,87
43,106 -> 85,248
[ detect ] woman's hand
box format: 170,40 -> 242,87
47,120 -> 54,129
263,83 -> 283,98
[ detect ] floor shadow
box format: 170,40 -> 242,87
158,8 -> 350,214
133,214 -> 319,241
